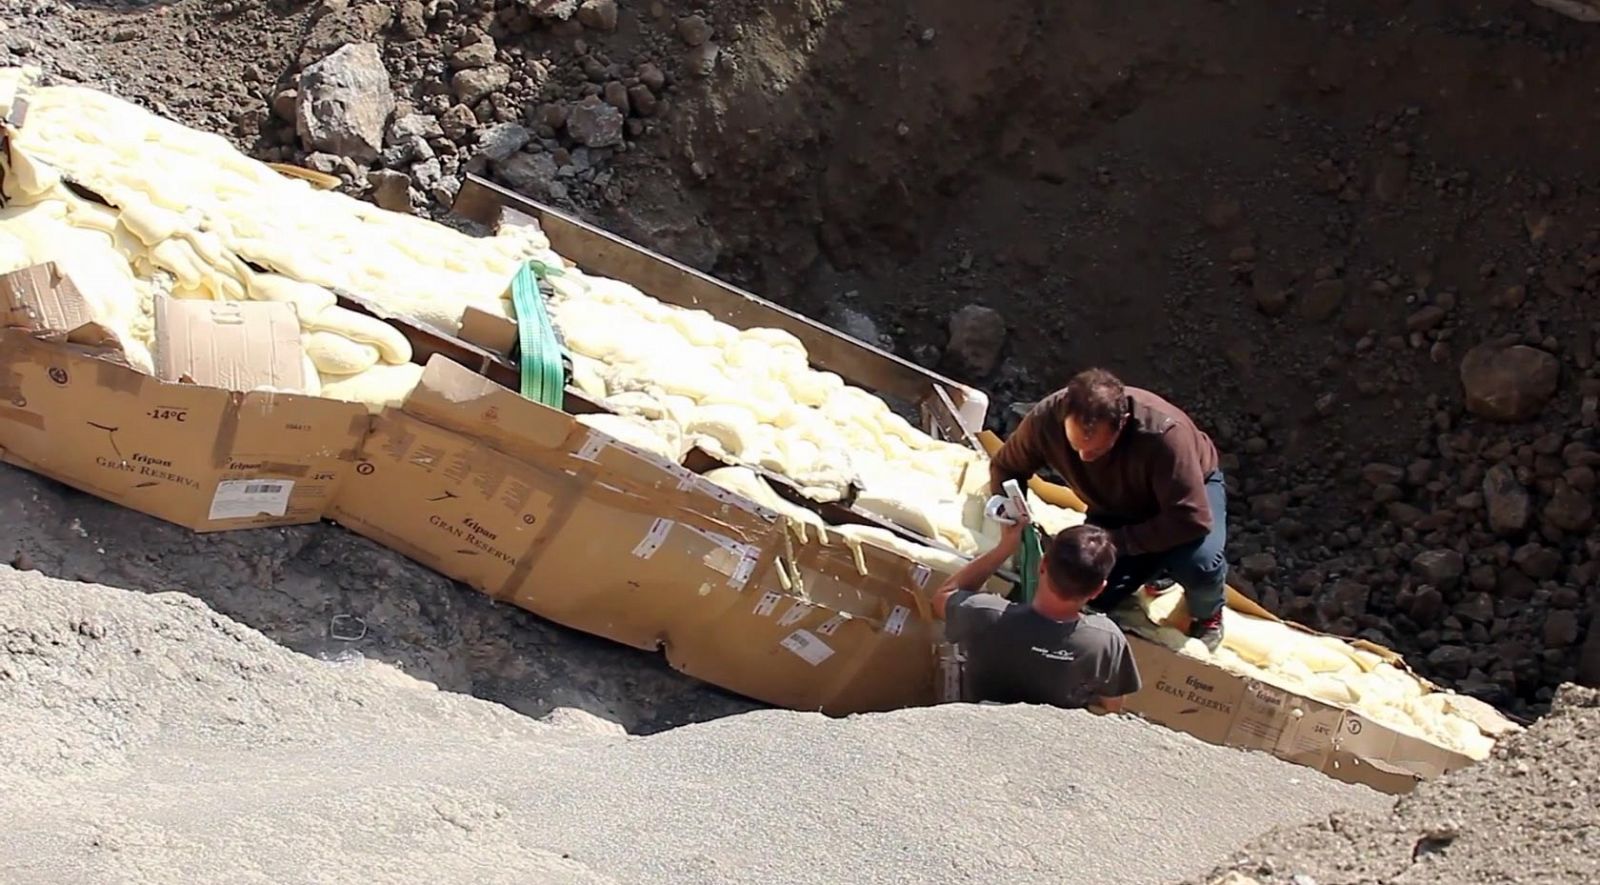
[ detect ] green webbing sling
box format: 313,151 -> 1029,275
511,259 -> 566,409
1014,524 -> 1045,604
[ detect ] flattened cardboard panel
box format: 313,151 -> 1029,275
458,306 -> 518,356
0,331 -> 365,531
1123,638 -> 1248,747
402,354 -> 571,455
329,412 -> 558,594
0,262 -> 119,347
154,296 -> 304,392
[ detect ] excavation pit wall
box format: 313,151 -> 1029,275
0,239 -> 1517,794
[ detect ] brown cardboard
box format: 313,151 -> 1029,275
330,355 -> 945,714
0,264 -> 369,532
0,262 -> 119,347
153,296 -> 305,392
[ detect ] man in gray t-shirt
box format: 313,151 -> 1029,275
932,519 -> 1142,711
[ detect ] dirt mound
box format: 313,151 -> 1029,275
4,0 -> 1597,715
1198,683 -> 1600,885
0,564 -> 1385,885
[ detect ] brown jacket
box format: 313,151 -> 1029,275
989,386 -> 1221,556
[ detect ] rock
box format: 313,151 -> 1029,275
1248,492 -> 1288,522
1544,610 -> 1581,647
638,62 -> 667,93
524,0 -> 580,18
1543,480 -> 1594,532
495,151 -> 561,197
449,40 -> 497,70
577,0 -> 618,31
1412,549 -> 1464,586
1482,463 -> 1531,535
603,81 -> 630,113
1406,305 -> 1448,333
1512,543 -> 1563,579
1426,644 -> 1473,678
1409,586 -> 1446,624
827,306 -> 881,345
1327,579 -> 1369,617
1361,463 -> 1404,486
452,64 -> 511,106
1459,343 -> 1560,422
1240,553 -> 1277,579
943,305 -> 1006,378
677,14 -> 712,46
686,42 -> 720,78
395,0 -> 428,39
389,112 -> 444,143
1456,592 -> 1495,623
1300,279 -> 1346,322
477,122 -> 530,161
296,43 -> 395,164
566,95 -> 625,148
271,88 -> 297,123
367,169 -> 412,212
439,104 -> 479,141
1254,280 -> 1289,317
627,84 -> 658,117
1579,616 -> 1600,687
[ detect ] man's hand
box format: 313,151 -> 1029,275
998,511 -> 1031,551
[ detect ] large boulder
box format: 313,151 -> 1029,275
296,43 -> 395,164
943,305 -> 1007,378
1459,343 -> 1560,422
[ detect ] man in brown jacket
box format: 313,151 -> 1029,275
989,368 -> 1230,651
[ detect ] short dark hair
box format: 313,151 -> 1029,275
1043,525 -> 1117,599
1062,368 -> 1128,430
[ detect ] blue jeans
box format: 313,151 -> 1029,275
1085,470 -> 1228,622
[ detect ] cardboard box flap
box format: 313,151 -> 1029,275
153,296 -> 304,392
402,354 -> 573,453
458,305 -> 518,356
1445,694 -> 1523,736
0,262 -> 121,348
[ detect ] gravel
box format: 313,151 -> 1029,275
0,565 -> 1386,885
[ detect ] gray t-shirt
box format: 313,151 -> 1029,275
944,591 -> 1142,709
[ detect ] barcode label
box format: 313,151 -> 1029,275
728,545 -> 760,589
884,605 -> 910,636
778,603 -> 812,626
910,564 -> 932,588
209,478 -> 295,521
780,630 -> 835,666
631,518 -> 674,559
752,590 -> 782,617
816,614 -> 846,636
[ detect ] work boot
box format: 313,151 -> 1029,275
1140,577 -> 1177,598
1187,613 -> 1224,653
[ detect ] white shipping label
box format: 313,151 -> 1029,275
631,518 -> 674,559
816,614 -> 846,636
208,479 -> 294,521
778,603 -> 812,627
573,431 -> 608,462
884,605 -> 911,637
727,545 -> 760,589
910,564 -> 932,589
752,590 -> 782,617
780,630 -> 835,666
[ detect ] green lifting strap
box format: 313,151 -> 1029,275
1014,524 -> 1045,604
511,259 -> 566,409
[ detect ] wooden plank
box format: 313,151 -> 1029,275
332,289 -> 523,391
451,175 -> 982,418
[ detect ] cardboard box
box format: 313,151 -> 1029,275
0,265 -> 370,532
330,355 -> 945,713
153,295 -> 305,392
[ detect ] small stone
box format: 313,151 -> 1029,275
271,88 -> 298,123
1254,285 -> 1290,317
1412,549 -> 1465,586
1249,492 -> 1289,522
677,13 -> 712,46
566,95 -> 625,147
1300,278 -> 1346,322
686,42 -> 720,78
296,42 -> 396,163
495,151 -> 560,197
449,40 -> 497,70
1426,644 -> 1473,678
1544,610 -> 1580,647
1512,543 -> 1563,579
603,80 -> 630,113
1460,343 -> 1561,422
638,62 -> 667,93
1406,304 -> 1448,333
1409,586 -> 1446,624
1361,463 -> 1405,486
439,104 -> 479,141
1482,463 -> 1531,536
627,84 -> 658,116
1240,553 -> 1277,579
943,305 -> 1007,378
367,169 -> 412,212
577,0 -> 618,31
395,0 -> 427,39
452,64 -> 511,106
477,122 -> 530,161
1543,480 -> 1594,532
1457,592 -> 1495,623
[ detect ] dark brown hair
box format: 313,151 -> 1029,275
1061,368 -> 1129,430
1043,524 -> 1117,599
